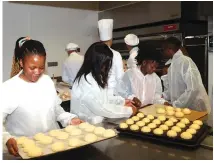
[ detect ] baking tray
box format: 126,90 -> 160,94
116,115 -> 209,149
18,126 -> 117,159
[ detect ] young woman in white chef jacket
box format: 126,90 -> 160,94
70,42 -> 137,124
1,38 -> 83,157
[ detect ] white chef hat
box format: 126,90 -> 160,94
124,34 -> 139,46
98,19 -> 113,41
65,43 -> 79,51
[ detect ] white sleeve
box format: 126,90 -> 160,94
81,89 -> 132,119
161,75 -> 171,101
115,52 -> 124,81
62,63 -> 70,84
153,75 -> 166,104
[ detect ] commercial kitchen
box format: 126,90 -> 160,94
2,1 -> 213,160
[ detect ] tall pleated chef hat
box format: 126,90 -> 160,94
98,19 -> 113,41
124,34 -> 139,46
65,43 -> 79,51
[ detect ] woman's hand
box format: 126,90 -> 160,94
70,118 -> 84,125
6,138 -> 19,157
164,102 -> 172,106
132,97 -> 142,108
125,103 -> 138,116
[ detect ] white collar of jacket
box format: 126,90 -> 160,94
129,47 -> 139,55
165,59 -> 172,65
172,49 -> 183,62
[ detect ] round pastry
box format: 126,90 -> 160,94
148,123 -> 157,129
23,144 -> 36,153
183,108 -> 191,115
126,119 -> 134,125
156,108 -> 166,114
69,129 -> 82,136
153,128 -> 164,135
79,122 -> 90,130
132,116 -> 140,121
130,124 -> 140,131
85,125 -> 95,132
65,125 -> 77,133
34,133 -> 45,141
68,138 -> 82,147
158,115 -> 166,121
166,110 -> 175,116
169,117 -> 178,123
165,106 -> 174,111
136,121 -> 145,127
190,124 -> 200,130
103,129 -> 116,138
27,147 -> 43,157
180,118 -> 190,125
49,129 -> 61,137
167,130 -> 177,138
39,136 -> 53,145
175,111 -> 184,118
176,122 -> 186,128
142,118 -> 150,123
152,119 -> 161,125
180,132 -> 192,140
22,139 -> 35,148
51,142 -> 65,152
17,136 -> 28,145
171,126 -> 182,133
147,115 -> 155,120
119,123 -> 128,129
165,120 -> 174,127
141,126 -> 151,133
94,127 -> 106,136
186,128 -> 197,135
175,108 -> 181,112
56,132 -> 69,140
159,125 -> 169,131
193,120 -> 203,126
84,133 -> 98,143
137,112 -> 144,118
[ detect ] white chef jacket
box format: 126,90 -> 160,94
115,67 -> 165,107
70,73 -> 133,124
163,49 -> 211,113
62,52 -> 83,85
1,71 -> 77,152
127,47 -> 139,69
108,47 -> 124,95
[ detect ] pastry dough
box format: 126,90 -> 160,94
148,123 -> 157,129
79,122 -> 90,129
141,126 -> 151,133
51,142 -> 65,152
142,118 -> 150,123
56,132 -> 69,140
68,138 -> 82,147
175,111 -> 184,118
152,119 -> 161,125
180,132 -> 192,140
34,133 -> 45,141
158,115 -> 166,121
84,133 -> 98,143
126,119 -> 134,125
132,116 -> 140,121
130,124 -> 140,131
23,144 -> 36,153
94,127 -> 106,136
164,120 -> 174,127
186,128 -> 197,135
171,126 -> 182,133
193,120 -> 203,126
103,129 -> 116,138
183,108 -> 191,115
169,117 -> 178,123
137,112 -> 144,118
136,121 -> 145,127
153,128 -> 164,135
175,108 -> 181,112
180,118 -> 190,124
166,110 -> 175,116
39,136 -> 53,144
22,139 -> 35,148
49,129 -> 61,137
165,106 -> 174,111
119,123 -> 128,129
85,125 -> 95,132
190,124 -> 200,130
159,125 -> 169,131
176,122 -> 186,128
65,125 -> 77,133
156,108 -> 166,114
167,130 -> 177,138
17,136 -> 28,145
147,114 -> 155,120
69,129 -> 82,136
27,147 -> 43,157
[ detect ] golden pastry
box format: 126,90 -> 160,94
132,116 -> 140,121
147,123 -> 157,129
152,119 -> 161,125
136,121 -> 146,127
180,118 -> 190,125
176,122 -> 186,128
147,115 -> 155,120
190,124 -> 200,130
130,124 -> 140,131
142,118 -> 150,123
158,115 -> 166,121
180,132 -> 192,140
167,130 -> 177,138
165,106 -> 174,111
166,110 -> 175,116
183,108 -> 191,115
169,117 -> 178,123
165,120 -> 174,127
156,108 -> 166,114
186,128 -> 197,135
153,128 -> 164,135
137,112 -> 144,118
193,120 -> 203,126
126,119 -> 134,125
141,126 -> 151,133
175,111 -> 184,118
159,125 -> 169,131
171,126 -> 182,133
119,123 -> 128,129
175,108 -> 181,112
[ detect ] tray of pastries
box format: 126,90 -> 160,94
116,112 -> 209,148
16,122 -> 117,159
